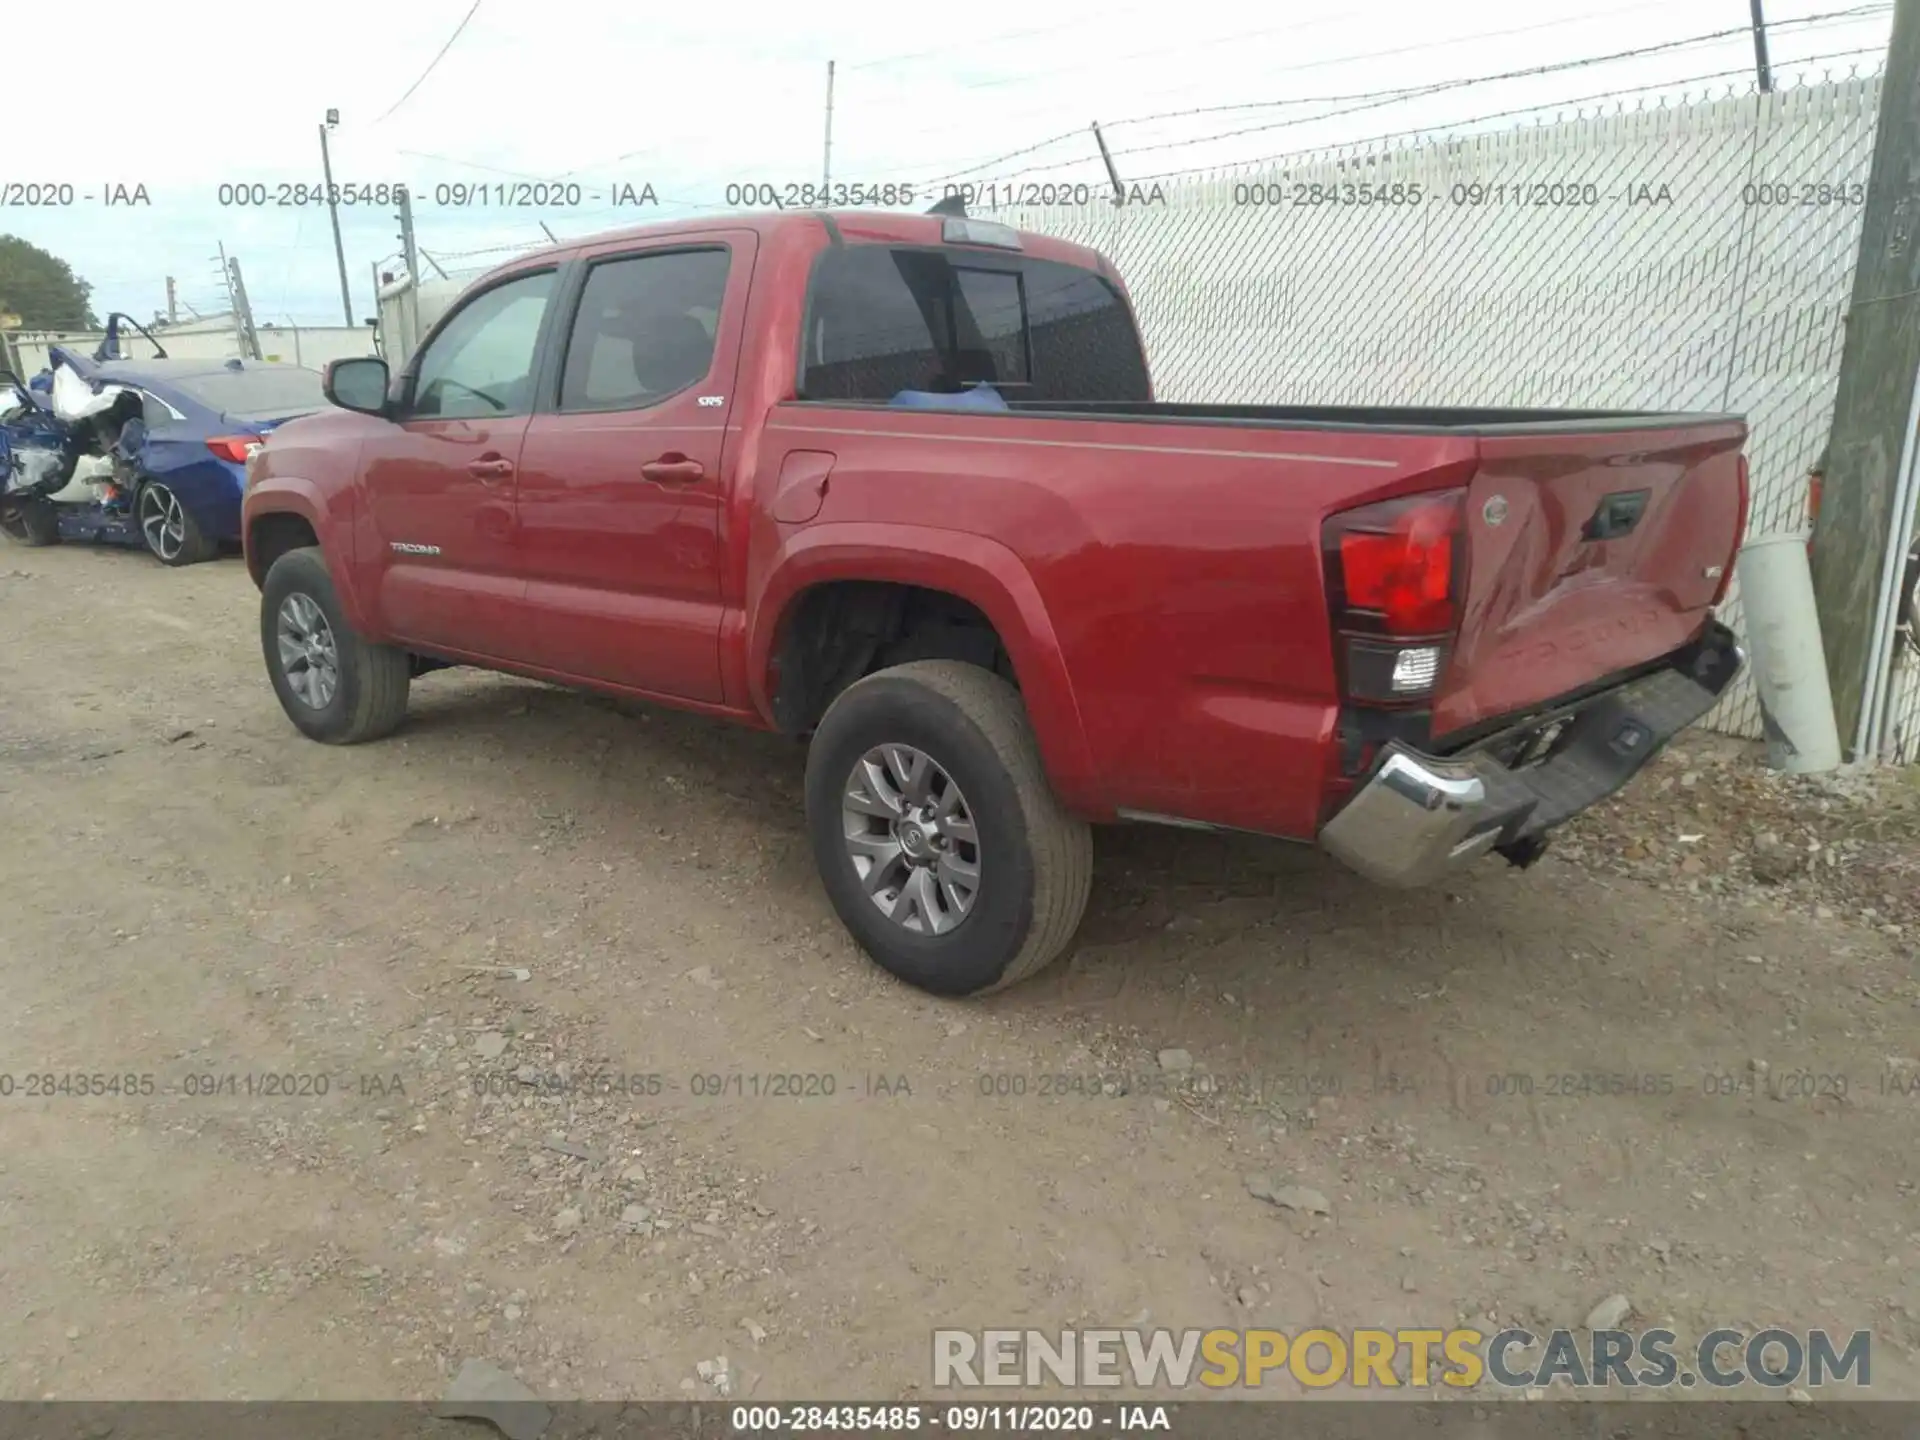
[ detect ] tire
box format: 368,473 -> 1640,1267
138,481 -> 217,566
260,546 -> 411,744
804,659 -> 1093,997
0,496 -> 60,546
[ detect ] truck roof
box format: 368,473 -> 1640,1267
484,209 -> 1115,280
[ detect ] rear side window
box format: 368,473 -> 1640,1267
141,390 -> 185,427
799,245 -> 1150,404
559,248 -> 731,411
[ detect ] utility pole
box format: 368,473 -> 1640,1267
1749,0 -> 1774,91
1808,0 -> 1920,753
165,276 -> 177,325
319,110 -> 354,327
823,60 -> 837,190
216,243 -> 246,357
396,186 -> 421,359
228,256 -> 262,360
1091,122 -> 1125,204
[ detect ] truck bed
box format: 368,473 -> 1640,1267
773,396 -> 1747,836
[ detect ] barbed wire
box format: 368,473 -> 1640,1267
1115,49 -> 1885,186
923,6 -> 1890,186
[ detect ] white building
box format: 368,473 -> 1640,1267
4,313 -> 377,378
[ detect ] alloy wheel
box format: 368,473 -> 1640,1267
840,743 -> 981,935
275,593 -> 340,709
138,484 -> 187,561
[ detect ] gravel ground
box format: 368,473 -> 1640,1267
1,544 -> 1917,1403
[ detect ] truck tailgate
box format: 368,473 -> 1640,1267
1433,417 -> 1747,739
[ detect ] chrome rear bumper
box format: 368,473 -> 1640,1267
1319,627 -> 1743,888
1318,748 -> 1508,888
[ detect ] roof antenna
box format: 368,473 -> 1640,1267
927,193 -> 966,218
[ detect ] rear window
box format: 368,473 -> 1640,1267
799,245 -> 1150,404
169,366 -> 329,421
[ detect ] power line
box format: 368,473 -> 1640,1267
423,39 -> 1882,228
397,147 -> 541,179
1115,46 -> 1887,186
374,0 -> 485,124
958,7 -> 1889,182
931,2 -> 1687,96
863,0 -> 1748,160
839,1 -> 1178,71
1099,2 -> 1889,130
869,2 -> 1888,184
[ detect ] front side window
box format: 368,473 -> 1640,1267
799,245 -> 1150,404
411,270 -> 555,420
559,248 -> 731,412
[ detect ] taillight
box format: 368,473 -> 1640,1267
1716,454 -> 1750,605
207,435 -> 262,464
1323,489 -> 1466,705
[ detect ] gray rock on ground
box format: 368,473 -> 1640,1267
438,1358 -> 552,1440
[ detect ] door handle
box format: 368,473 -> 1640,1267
467,456 -> 514,482
640,456 -> 705,486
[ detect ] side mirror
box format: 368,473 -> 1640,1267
325,356 -> 391,415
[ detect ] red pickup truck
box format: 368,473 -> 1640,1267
242,207 -> 1748,997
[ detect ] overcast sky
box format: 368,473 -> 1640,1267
1,0 -> 1893,327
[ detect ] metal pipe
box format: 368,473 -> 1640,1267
1750,0 -> 1774,91
1736,533 -> 1843,772
1092,122 -> 1125,204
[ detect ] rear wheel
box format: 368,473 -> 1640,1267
805,659 -> 1093,996
0,497 -> 60,546
138,481 -> 216,566
261,546 -> 411,744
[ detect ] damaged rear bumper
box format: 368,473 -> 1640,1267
1319,622 -> 1744,888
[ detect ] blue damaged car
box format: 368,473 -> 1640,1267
0,315 -> 330,566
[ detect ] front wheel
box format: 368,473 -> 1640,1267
260,546 -> 411,744
0,496 -> 60,546
804,659 -> 1093,997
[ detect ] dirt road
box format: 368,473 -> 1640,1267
2,543 -> 1916,1403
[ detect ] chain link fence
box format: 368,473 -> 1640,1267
993,71 -> 1885,743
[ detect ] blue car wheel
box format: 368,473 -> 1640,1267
137,481 -> 217,566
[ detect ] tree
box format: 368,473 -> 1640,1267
0,234 -> 99,330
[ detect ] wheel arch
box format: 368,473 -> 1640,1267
243,480 -> 375,635
748,523 -> 1102,815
